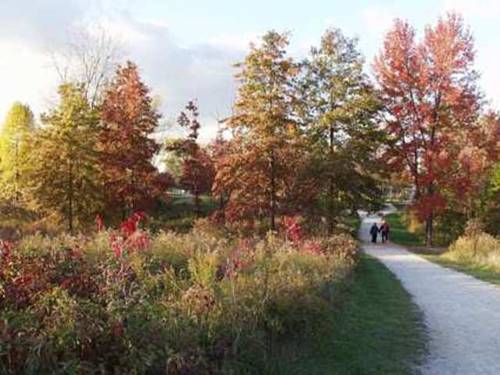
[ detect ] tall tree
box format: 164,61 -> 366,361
458,112 -> 500,233
99,61 -> 169,218
166,101 -> 215,215
26,84 -> 101,233
209,130 -> 231,220
299,28 -> 382,231
213,31 -> 300,230
0,102 -> 35,202
374,14 -> 483,245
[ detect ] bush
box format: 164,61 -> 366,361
0,219 -> 358,373
442,222 -> 500,271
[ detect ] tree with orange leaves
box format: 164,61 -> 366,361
213,31 -> 303,230
99,61 -> 171,219
374,13 -> 488,245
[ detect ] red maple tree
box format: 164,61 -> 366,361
374,14 -> 488,245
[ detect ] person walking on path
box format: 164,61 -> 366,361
380,221 -> 390,243
370,223 -> 379,243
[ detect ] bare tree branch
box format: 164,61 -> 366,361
50,24 -> 124,108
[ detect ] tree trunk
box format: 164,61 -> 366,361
270,149 -> 276,231
68,160 -> 74,235
425,183 -> 435,247
14,139 -> 19,203
194,188 -> 201,217
328,124 -> 335,233
425,212 -> 433,247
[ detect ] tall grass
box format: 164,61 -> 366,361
442,231 -> 500,272
0,219 -> 358,374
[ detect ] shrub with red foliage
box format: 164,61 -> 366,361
110,211 -> 150,258
282,216 -> 304,243
302,240 -> 325,256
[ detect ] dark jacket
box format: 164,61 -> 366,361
380,223 -> 390,234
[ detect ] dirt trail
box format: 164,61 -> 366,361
360,206 -> 500,374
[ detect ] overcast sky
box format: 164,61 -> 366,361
1,0 -> 499,141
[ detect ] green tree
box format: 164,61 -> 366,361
0,102 -> 35,201
299,28 -> 382,231
26,84 -> 102,233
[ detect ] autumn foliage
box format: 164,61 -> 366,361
99,61 -> 172,218
374,13 -> 499,245
0,222 -> 357,373
166,101 -> 215,215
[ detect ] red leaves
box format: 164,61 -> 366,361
374,13 -> 487,228
99,61 -> 171,215
167,101 -> 215,214
412,194 -> 446,221
110,211 -> 150,258
218,239 -> 255,280
120,211 -> 145,237
282,216 -> 304,243
302,240 -> 324,256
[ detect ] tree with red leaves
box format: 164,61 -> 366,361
166,101 -> 215,215
99,61 -> 171,219
374,14 -> 485,245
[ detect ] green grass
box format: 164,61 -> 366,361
151,194 -> 218,232
344,214 -> 362,237
423,254 -> 500,286
385,212 -> 425,247
386,201 -> 409,211
271,254 -> 427,374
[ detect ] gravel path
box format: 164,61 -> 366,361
359,207 -> 500,375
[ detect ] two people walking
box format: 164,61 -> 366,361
370,220 -> 390,243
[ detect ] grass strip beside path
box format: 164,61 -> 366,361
272,254 -> 427,374
384,212 -> 425,247
385,210 -> 500,285
422,255 -> 500,286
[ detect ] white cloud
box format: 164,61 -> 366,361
0,42 -> 59,121
361,5 -> 395,33
0,0 -> 244,141
441,0 -> 500,19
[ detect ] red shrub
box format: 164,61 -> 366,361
282,216 -> 304,243
110,212 -> 150,258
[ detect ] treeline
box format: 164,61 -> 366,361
0,13 -> 498,243
0,63 -> 172,234
0,28 -> 384,236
